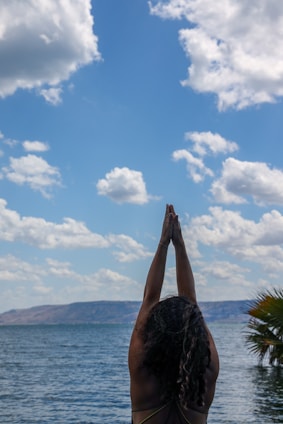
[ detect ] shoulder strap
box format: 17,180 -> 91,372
137,403 -> 170,424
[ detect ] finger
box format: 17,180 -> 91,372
172,213 -> 178,222
164,204 -> 169,218
170,204 -> 176,217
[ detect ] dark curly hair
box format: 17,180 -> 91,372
142,296 -> 211,409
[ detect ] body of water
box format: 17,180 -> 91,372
0,323 -> 282,423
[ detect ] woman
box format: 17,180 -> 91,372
128,205 -> 219,424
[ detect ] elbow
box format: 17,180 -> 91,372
143,290 -> 160,307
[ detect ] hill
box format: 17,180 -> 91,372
0,299 -> 250,325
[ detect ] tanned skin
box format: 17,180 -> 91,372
128,205 -> 219,424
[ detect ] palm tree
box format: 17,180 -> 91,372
245,288 -> 283,366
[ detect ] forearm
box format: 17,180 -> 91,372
143,243 -> 168,304
175,241 -> 197,303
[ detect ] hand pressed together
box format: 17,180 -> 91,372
160,204 -> 184,247
159,204 -> 173,246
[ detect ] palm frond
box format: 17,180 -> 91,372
245,289 -> 283,366
248,289 -> 283,333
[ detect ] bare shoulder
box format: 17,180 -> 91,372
128,300 -> 160,409
128,300 -> 153,373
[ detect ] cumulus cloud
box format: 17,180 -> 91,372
185,131 -> 239,156
97,167 -> 155,204
46,258 -> 82,279
184,206 -> 283,275
172,131 -> 236,182
2,154 -> 62,198
0,0 -> 101,100
189,260 -> 254,299
45,264 -> 141,301
44,260 -> 140,297
172,148 -> 214,182
200,260 -> 252,287
22,140 -> 49,152
0,199 -> 151,265
149,0 -> 283,110
0,198 -> 109,249
0,255 -> 141,309
211,158 -> 283,205
0,255 -> 44,282
87,268 -> 139,296
107,234 -> 152,262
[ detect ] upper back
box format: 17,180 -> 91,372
128,298 -> 219,423
129,312 -> 219,417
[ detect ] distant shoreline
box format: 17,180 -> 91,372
0,299 -> 250,325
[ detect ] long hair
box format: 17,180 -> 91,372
142,296 -> 211,409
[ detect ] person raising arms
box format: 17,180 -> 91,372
128,204 -> 219,424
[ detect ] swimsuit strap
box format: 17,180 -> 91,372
176,402 -> 208,424
134,400 -> 207,424
137,403 -> 170,424
176,402 -> 192,424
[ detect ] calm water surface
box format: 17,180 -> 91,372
0,323 -> 282,423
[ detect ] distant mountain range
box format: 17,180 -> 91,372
0,299 -> 251,325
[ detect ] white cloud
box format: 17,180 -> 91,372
107,234 -> 152,262
0,0 -> 101,100
163,261 -> 255,300
172,148 -> 214,182
0,198 -> 109,249
0,199 -> 151,264
200,260 -> 251,286
172,131 -> 238,183
0,255 -> 44,283
0,255 -> 141,310
184,206 -> 283,275
211,158 -> 283,205
88,268 -> 139,300
44,262 -> 141,300
34,258 -> 138,291
3,138 -> 18,148
97,167 -> 154,204
2,154 -> 62,198
39,87 -> 63,105
185,131 -> 239,156
149,0 -> 283,110
46,258 -> 82,279
22,140 -> 49,152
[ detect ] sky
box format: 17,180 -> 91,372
0,0 -> 283,312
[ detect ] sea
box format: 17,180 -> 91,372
0,322 -> 282,424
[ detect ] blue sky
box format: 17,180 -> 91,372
1,0 -> 283,312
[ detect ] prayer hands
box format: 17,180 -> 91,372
160,204 -> 184,247
159,204 -> 173,247
170,204 -> 184,247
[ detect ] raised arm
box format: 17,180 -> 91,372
130,204 -> 172,340
171,206 -> 197,304
142,204 -> 172,305
172,206 -> 219,385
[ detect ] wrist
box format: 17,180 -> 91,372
159,240 -> 169,248
173,239 -> 185,249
